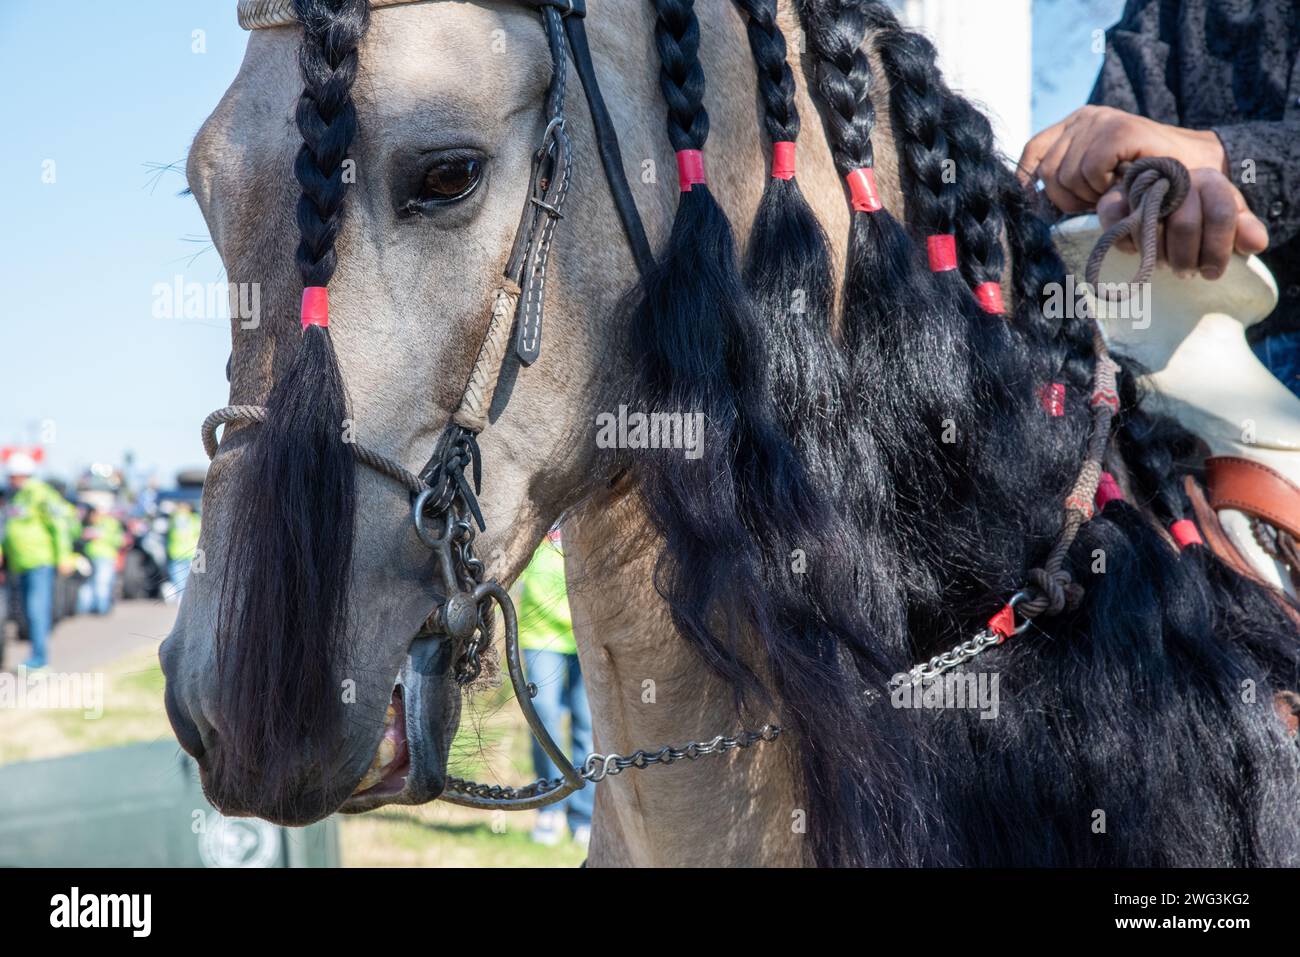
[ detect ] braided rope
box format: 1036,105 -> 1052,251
1017,158 -> 1190,619
453,284 -> 521,433
238,0 -> 418,29
1085,157 -> 1192,295
1020,341 -> 1120,618
201,406 -> 425,493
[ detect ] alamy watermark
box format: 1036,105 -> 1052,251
151,275 -> 261,328
595,405 -> 705,460
0,670 -> 104,719
1043,274 -> 1151,330
889,670 -> 1000,720
50,887 -> 150,937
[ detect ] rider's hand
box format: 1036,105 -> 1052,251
1096,168 -> 1269,279
1019,106 -> 1228,210
1018,105 -> 1269,278
58,559 -> 76,576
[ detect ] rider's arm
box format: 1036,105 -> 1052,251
1089,0 -> 1300,247
1212,120 -> 1300,250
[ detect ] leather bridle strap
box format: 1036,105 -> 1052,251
1206,456 -> 1300,542
560,7 -> 656,275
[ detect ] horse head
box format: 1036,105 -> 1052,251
160,0 -> 688,824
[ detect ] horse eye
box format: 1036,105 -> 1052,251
416,155 -> 483,206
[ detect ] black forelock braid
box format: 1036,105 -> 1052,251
293,0 -> 367,288
215,0 -> 367,819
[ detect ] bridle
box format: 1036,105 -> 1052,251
209,0 -> 1193,814
210,0 -> 780,811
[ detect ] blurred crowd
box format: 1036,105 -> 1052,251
0,452 -> 203,671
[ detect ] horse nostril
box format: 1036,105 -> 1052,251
164,681 -> 207,760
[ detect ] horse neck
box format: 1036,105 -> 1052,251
562,490 -> 804,866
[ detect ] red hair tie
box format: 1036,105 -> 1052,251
301,286 -> 329,330
987,604 -> 1017,642
1039,382 -> 1065,417
927,234 -> 958,273
1095,471 -> 1124,510
845,168 -> 882,212
771,141 -> 796,180
676,150 -> 707,192
1170,519 -> 1203,549
973,281 -> 1005,315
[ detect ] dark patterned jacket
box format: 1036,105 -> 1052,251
1089,0 -> 1300,338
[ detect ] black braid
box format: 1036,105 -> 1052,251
858,2 -> 1083,550
293,0 -> 367,287
654,1 -> 709,152
943,100 -> 1009,293
214,0 -> 367,817
731,0 -> 841,455
802,0 -> 1006,607
865,13 -> 955,236
863,4 -> 1015,331
633,0 -> 938,867
631,0 -> 816,691
735,0 -> 938,867
734,0 -> 799,141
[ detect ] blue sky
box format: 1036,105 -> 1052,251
0,0 -> 1124,485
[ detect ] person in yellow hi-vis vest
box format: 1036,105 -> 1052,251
1,453 -> 72,669
77,503 -> 125,615
517,528 -> 593,849
165,501 -> 201,603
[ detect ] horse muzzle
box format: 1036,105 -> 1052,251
339,633 -> 461,814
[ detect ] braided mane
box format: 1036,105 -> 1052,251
624,0 -> 1300,866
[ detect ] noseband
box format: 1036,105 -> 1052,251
209,0 -> 780,811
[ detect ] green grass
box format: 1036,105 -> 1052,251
0,648 -> 586,867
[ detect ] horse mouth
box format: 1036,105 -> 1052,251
350,687 -> 411,799
339,634 -> 456,813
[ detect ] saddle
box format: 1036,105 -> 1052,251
1055,214 -> 1300,598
